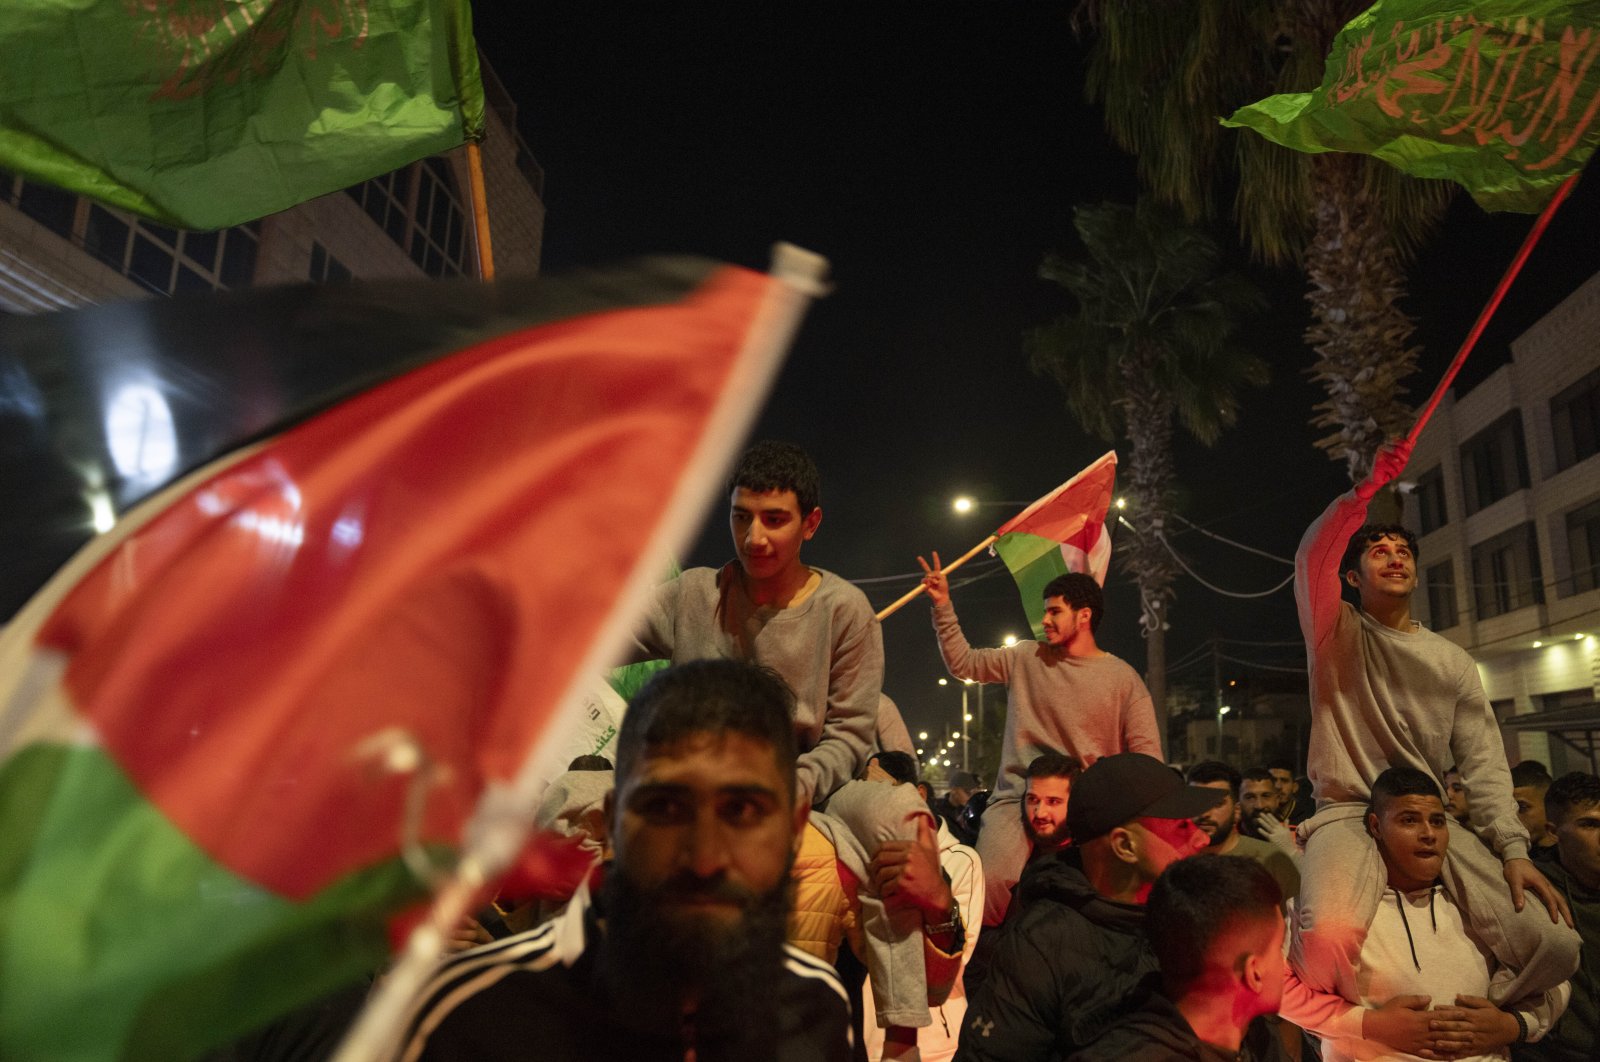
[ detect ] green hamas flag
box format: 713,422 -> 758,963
0,0 -> 485,231
1222,0 -> 1600,212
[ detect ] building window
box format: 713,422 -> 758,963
309,242 -> 352,283
1424,560 -> 1459,629
82,205 -> 260,295
1415,465 -> 1448,534
1460,412 -> 1530,514
1470,522 -> 1544,619
346,157 -> 470,279
1564,499 -> 1600,597
2,168 -> 260,295
1552,368 -> 1600,473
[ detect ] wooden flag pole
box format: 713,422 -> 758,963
875,534 -> 999,622
465,141 -> 496,280
1406,173 -> 1579,445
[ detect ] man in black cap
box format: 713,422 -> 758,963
952,753 -> 1221,1062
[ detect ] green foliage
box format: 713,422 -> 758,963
1076,0 -> 1451,266
1028,198 -> 1269,446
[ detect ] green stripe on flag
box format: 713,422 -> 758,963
993,531 -> 1072,641
0,743 -> 432,1062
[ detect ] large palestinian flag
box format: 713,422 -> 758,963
0,248 -> 824,1061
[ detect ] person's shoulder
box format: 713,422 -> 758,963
397,899 -> 592,1058
777,944 -> 853,1045
395,921 -> 578,1059
811,567 -> 873,611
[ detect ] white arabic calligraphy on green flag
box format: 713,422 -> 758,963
1222,0 -> 1600,212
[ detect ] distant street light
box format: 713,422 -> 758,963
1002,634 -> 1018,647
952,495 -> 975,514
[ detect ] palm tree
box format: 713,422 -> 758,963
1029,198 -> 1267,719
1074,0 -> 1452,483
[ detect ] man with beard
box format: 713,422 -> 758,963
393,660 -> 851,1062
919,557 -> 1161,928
1022,752 -> 1080,857
1187,761 -> 1299,906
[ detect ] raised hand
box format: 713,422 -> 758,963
918,551 -> 950,607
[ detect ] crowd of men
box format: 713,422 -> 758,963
223,438 -> 1600,1061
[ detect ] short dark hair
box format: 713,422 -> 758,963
1340,524 -> 1420,578
728,440 -> 821,515
1370,765 -> 1443,814
1187,760 -> 1242,791
1511,760 -> 1553,789
1266,760 -> 1296,776
871,751 -> 919,785
1545,772 -> 1600,827
1240,766 -> 1275,786
1026,751 -> 1084,783
1042,572 -> 1104,633
1146,856 -> 1282,992
614,660 -> 799,800
567,755 -> 614,772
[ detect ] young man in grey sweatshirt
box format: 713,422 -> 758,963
631,440 -> 942,1050
919,557 -> 1161,927
1291,438 -> 1579,1011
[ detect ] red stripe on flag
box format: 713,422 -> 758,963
36,266 -> 772,900
994,452 -> 1117,544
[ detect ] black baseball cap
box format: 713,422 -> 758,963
1067,753 -> 1225,843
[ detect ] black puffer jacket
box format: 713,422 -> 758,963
953,847 -> 1155,1062
1069,979 -> 1290,1062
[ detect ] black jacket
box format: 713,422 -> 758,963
1514,857 -> 1599,1062
1068,980 -> 1290,1062
394,888 -> 852,1062
953,846 -> 1155,1062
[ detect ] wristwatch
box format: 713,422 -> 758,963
925,894 -> 965,952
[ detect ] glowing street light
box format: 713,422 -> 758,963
952,495 -> 975,514
1002,633 -> 1018,647
1115,497 -> 1127,510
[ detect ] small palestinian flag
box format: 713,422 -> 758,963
991,452 -> 1117,640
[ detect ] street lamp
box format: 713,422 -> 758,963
1002,633 -> 1018,647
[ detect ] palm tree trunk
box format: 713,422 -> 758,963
1120,351 -> 1177,741
1302,123 -> 1419,491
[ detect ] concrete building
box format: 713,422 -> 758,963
1403,270 -> 1600,774
0,59 -> 543,315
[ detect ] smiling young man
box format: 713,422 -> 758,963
1281,768 -> 1568,1062
631,440 -> 940,1048
919,560 -> 1160,926
1022,752 -> 1081,857
394,660 -> 851,1062
1292,440 -> 1579,1013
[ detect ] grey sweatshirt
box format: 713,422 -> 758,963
632,564 -> 882,805
1296,489 -> 1530,861
932,599 -> 1161,801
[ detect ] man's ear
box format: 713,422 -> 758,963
1241,950 -> 1264,993
1344,568 -> 1360,589
1365,810 -> 1380,840
802,506 -> 822,541
1108,825 -> 1140,866
791,799 -> 810,842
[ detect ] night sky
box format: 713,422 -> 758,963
476,6 -> 1600,743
